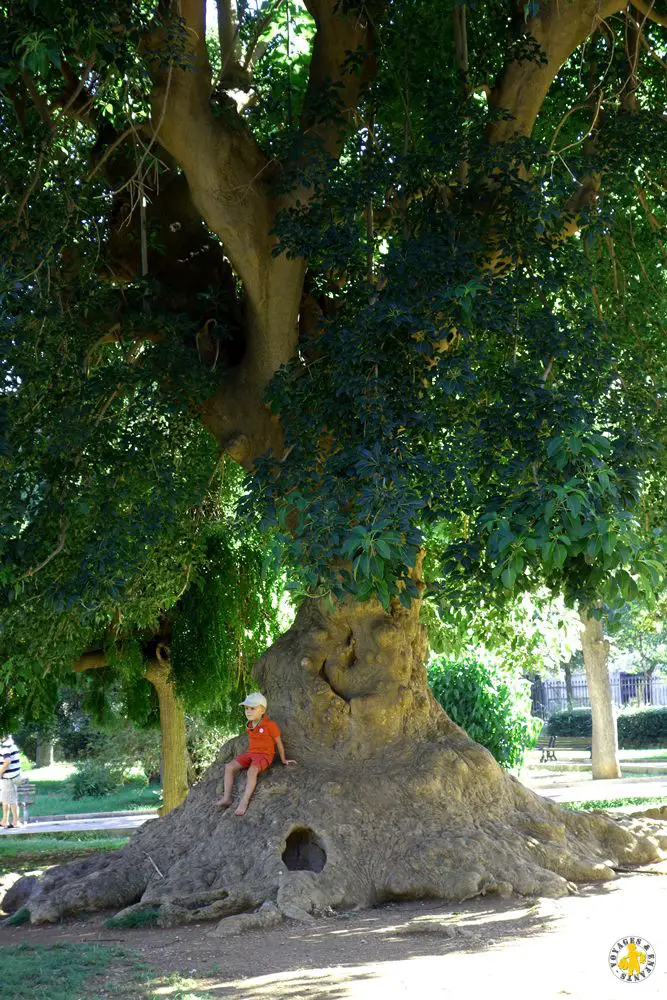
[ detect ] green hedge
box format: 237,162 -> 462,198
548,707 -> 667,746
428,656 -> 540,768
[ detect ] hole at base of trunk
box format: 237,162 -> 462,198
282,827 -> 327,873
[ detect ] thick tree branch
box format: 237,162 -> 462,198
72,651 -> 107,672
630,0 -> 667,26
215,0 -> 247,84
301,0 -> 377,160
144,2 -> 274,302
488,0 -> 628,142
18,517 -> 67,582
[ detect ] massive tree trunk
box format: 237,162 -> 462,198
11,597 -> 665,927
145,658 -> 189,816
6,0 -> 665,932
580,607 -> 622,780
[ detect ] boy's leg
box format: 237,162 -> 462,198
10,803 -> 20,827
1,787 -> 9,827
235,765 -> 260,816
215,760 -> 243,806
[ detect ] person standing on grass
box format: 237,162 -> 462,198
0,733 -> 22,829
215,692 -> 296,816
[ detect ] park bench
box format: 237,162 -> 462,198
17,780 -> 36,825
536,733 -> 557,762
536,734 -> 592,763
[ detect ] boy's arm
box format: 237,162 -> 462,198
274,735 -> 296,765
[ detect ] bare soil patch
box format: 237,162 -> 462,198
2,866 -> 666,998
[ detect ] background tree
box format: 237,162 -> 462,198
1,0 -> 667,927
0,435 -> 287,812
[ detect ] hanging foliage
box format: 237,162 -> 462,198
171,525 -> 289,727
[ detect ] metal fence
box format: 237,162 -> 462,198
531,673 -> 667,719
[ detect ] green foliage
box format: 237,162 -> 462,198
171,519 -> 290,727
0,0 -> 666,726
548,707 -> 667,745
617,708 -> 667,747
562,797 -> 667,812
422,589 -> 580,677
105,907 -> 160,929
69,761 -> 121,799
427,655 -> 540,768
84,723 -> 161,783
609,602 -> 667,678
186,716 -> 235,781
16,686 -> 104,762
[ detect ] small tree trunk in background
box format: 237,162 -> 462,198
35,738 -> 55,768
563,660 -> 574,711
580,606 -> 621,779
145,658 -> 189,815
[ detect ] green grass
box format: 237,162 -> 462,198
105,906 -> 160,929
0,944 -> 219,999
0,833 -> 129,874
27,765 -> 162,818
0,944 -> 145,1000
561,796 -> 667,811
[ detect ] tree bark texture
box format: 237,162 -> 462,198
10,598 -> 665,928
73,651 -> 189,815
580,607 -> 622,780
563,660 -> 574,712
145,660 -> 190,816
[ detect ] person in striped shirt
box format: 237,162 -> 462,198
0,734 -> 22,829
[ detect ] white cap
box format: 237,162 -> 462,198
239,692 -> 267,709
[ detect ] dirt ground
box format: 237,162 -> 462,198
1,863 -> 666,999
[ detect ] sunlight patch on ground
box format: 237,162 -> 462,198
150,942 -> 667,1000
25,763 -> 77,782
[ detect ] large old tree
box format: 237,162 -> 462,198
2,1 -> 667,926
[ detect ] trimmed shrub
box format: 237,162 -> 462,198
428,656 -> 540,768
619,707 -> 667,746
69,762 -> 120,799
547,706 -> 667,746
546,709 -> 593,738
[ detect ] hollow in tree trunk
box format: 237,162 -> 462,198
580,606 -> 622,780
8,597 -> 665,928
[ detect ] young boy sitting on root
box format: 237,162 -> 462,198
215,692 -> 296,816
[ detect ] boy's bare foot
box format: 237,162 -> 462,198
234,803 -> 248,816
214,798 -> 232,808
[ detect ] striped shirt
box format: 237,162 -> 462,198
0,737 -> 21,780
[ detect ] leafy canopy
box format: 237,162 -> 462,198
0,1 -> 666,687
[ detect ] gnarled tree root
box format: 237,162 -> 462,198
8,735 -> 667,929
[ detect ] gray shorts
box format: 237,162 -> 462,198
1,777 -> 19,806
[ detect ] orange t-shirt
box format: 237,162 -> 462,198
246,717 -> 280,762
